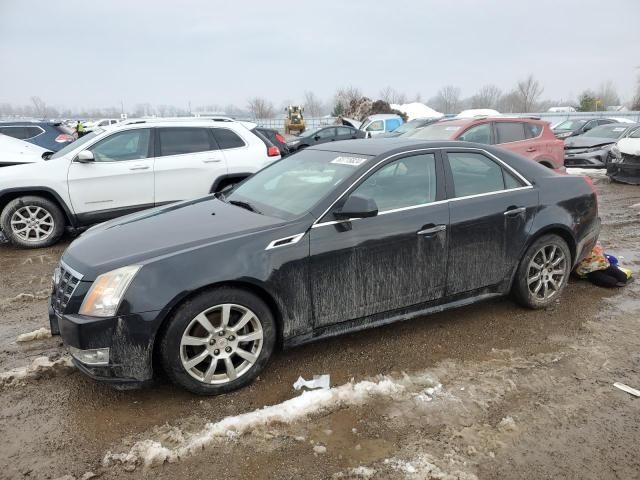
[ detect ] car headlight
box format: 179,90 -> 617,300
79,265 -> 141,317
556,132 -> 572,138
610,145 -> 622,163
586,146 -> 605,153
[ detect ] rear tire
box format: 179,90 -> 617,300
0,196 -> 65,248
159,287 -> 276,395
512,234 -> 571,309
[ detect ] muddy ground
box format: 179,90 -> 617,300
0,171 -> 639,480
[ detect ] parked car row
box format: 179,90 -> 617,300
0,120 -> 76,151
0,118 -> 280,248
563,123 -> 639,168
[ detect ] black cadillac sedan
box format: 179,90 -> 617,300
50,139 -> 600,394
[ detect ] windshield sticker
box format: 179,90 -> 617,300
331,156 -> 368,166
612,127 -> 626,132
445,126 -> 461,131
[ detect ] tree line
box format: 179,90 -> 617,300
2,74 -> 639,120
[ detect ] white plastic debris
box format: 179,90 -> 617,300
17,327 -> 52,343
293,374 -> 330,391
613,382 -> 640,398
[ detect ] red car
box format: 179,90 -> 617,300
404,117 -> 565,172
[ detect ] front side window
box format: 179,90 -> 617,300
89,128 -> 151,162
366,120 -> 384,132
495,122 -> 526,144
316,128 -> 336,139
212,128 -> 245,149
350,154 -> 437,212
458,123 -> 492,144
337,127 -> 354,136
158,127 -> 213,156
448,151 -> 516,198
628,127 -> 640,139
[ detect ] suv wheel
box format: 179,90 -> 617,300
0,196 -> 65,248
512,234 -> 571,309
159,287 -> 276,395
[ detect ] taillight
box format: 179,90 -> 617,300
267,146 -> 280,157
275,133 -> 286,143
55,134 -> 74,143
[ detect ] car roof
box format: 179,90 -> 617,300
309,138 -> 478,156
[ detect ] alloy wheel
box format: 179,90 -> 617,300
527,245 -> 567,301
10,206 -> 55,243
180,303 -> 263,385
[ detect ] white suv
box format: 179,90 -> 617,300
0,119 -> 280,248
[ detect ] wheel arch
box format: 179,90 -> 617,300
152,279 -> 285,374
0,187 -> 76,227
209,173 -> 252,193
524,225 -> 577,266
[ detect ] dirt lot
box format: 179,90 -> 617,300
1,171 -> 639,480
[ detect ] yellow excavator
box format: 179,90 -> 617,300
284,105 -> 305,134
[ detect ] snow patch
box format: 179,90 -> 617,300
567,168 -> 607,177
104,374 -> 439,469
391,102 -> 443,121
0,355 -> 74,386
332,466 -> 377,478
17,327 -> 52,343
456,109 -> 500,118
385,454 -> 478,479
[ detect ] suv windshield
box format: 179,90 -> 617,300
554,119 -> 587,130
50,129 -> 104,159
581,125 -> 628,139
226,149 -> 371,219
402,123 -> 461,140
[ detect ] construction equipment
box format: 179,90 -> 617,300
284,105 -> 305,134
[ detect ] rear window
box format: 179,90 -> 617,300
158,127 -> 213,156
495,122 -> 526,143
212,128 -> 246,149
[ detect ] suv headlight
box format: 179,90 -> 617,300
610,145 -> 622,163
586,146 -> 604,153
79,265 -> 141,317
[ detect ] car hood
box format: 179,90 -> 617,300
0,134 -> 48,164
62,196 -> 293,279
564,136 -> 615,149
618,138 -> 640,156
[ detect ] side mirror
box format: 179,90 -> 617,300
314,135 -> 321,141
76,150 -> 95,163
334,195 -> 378,219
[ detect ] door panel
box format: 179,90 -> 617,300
68,128 -> 154,217
310,152 -> 448,327
154,127 -> 227,204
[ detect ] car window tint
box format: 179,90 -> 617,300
337,127 -> 353,136
212,128 -> 245,149
158,127 -> 212,156
448,152 -> 505,197
90,128 -> 151,162
366,120 -> 384,132
352,154 -> 436,212
317,128 -> 336,139
495,122 -> 526,143
524,123 -> 542,139
23,126 -> 44,139
458,123 -> 491,144
503,169 -> 522,189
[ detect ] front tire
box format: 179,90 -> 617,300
0,196 -> 65,248
512,234 -> 571,309
159,287 -> 276,395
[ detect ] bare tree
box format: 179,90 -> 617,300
247,97 -> 274,119
379,86 -> 407,105
595,81 -> 620,108
514,75 -> 544,112
333,86 -> 364,112
470,84 -> 502,109
430,85 -> 461,114
30,96 -> 47,118
303,91 -> 323,117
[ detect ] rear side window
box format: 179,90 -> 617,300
212,128 -> 246,149
316,128 -> 336,139
0,126 -> 27,140
524,123 -> 543,138
495,122 -> 526,143
337,127 -> 354,136
447,151 -> 521,198
158,127 -> 213,156
458,123 -> 492,144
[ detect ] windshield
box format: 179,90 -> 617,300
226,149 -> 371,219
50,129 -> 104,159
393,119 -> 429,134
554,119 -> 587,131
581,125 -> 628,139
401,123 -> 461,140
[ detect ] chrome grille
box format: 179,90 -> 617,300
52,261 -> 83,314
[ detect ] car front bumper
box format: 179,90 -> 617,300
607,158 -> 640,185
564,151 -> 608,168
49,304 -> 163,386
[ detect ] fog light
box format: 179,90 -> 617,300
68,346 -> 110,366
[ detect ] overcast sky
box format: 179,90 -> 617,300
1,0 -> 639,111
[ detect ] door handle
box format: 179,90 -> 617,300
504,207 -> 526,216
203,158 -> 222,163
526,147 -> 536,152
129,165 -> 149,170
417,224 -> 446,236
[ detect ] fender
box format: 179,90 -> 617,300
0,186 -> 78,227
209,173 -> 253,193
